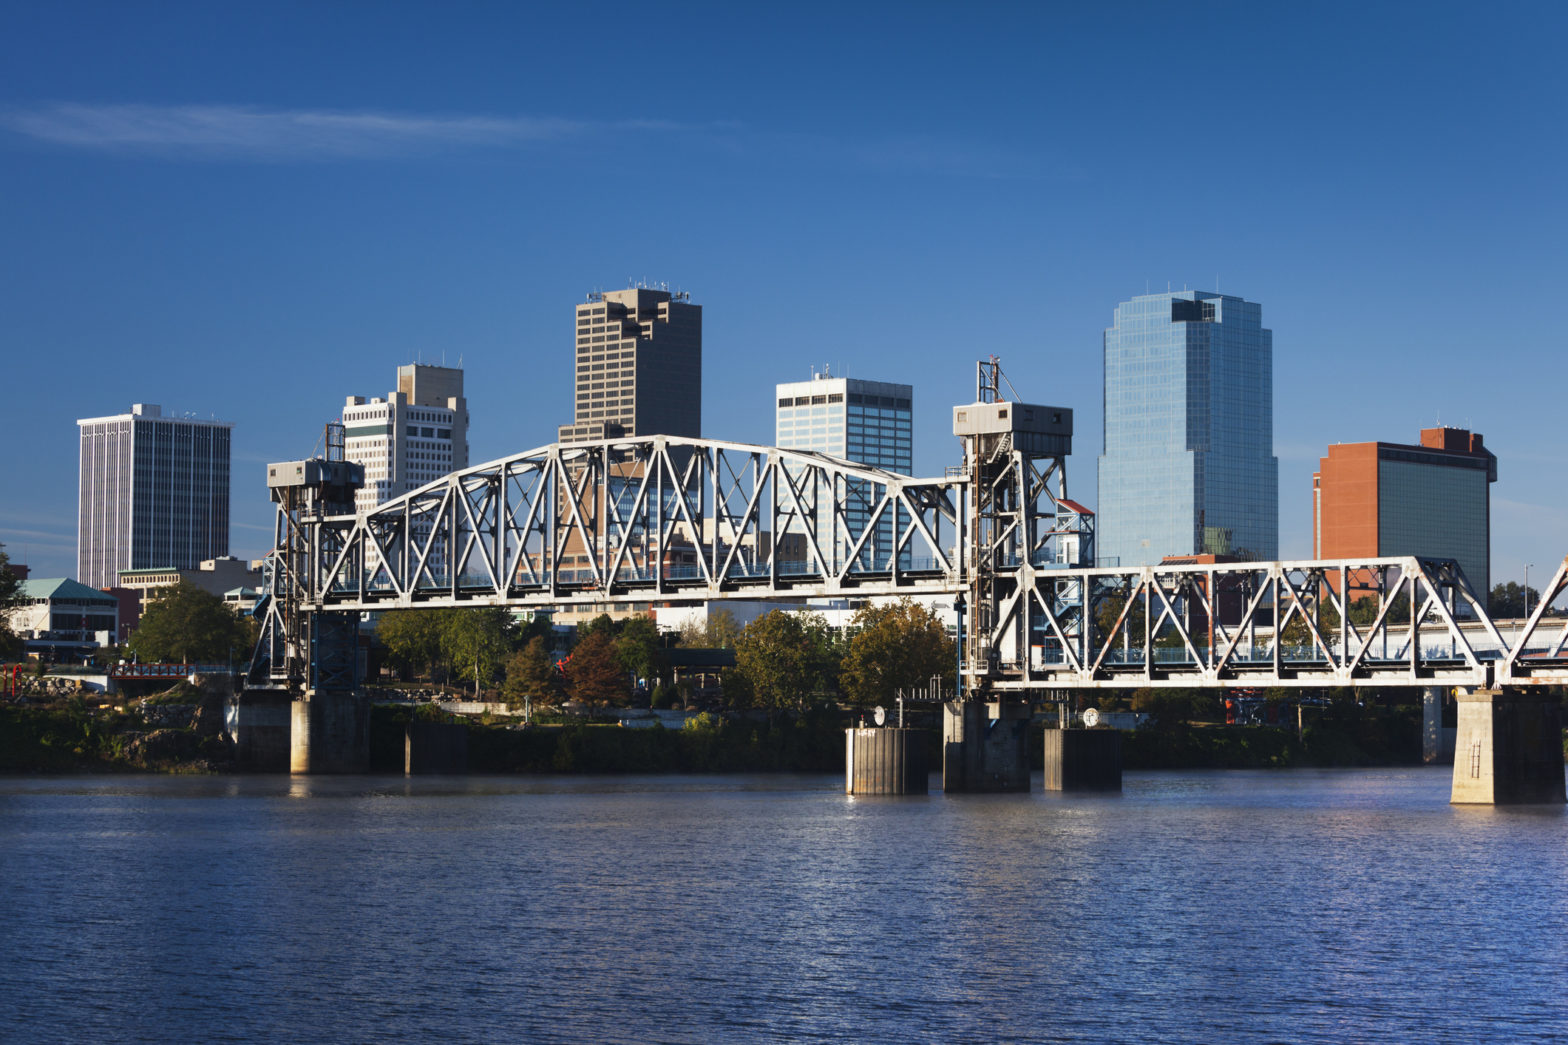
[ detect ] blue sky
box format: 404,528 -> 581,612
3,1 -> 1564,592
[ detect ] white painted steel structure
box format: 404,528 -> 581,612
250,438 -> 1568,694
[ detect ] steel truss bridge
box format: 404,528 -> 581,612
250,427 -> 1568,697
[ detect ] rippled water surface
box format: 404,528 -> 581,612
2,768 -> 1564,1043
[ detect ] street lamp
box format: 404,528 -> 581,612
1524,563 -> 1534,620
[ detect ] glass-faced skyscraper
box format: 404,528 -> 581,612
1097,291 -> 1278,566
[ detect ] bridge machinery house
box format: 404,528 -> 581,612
6,578 -> 120,661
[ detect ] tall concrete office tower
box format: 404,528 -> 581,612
341,363 -> 470,514
559,286 -> 702,443
77,404 -> 233,589
1097,291 -> 1278,567
776,371 -> 913,565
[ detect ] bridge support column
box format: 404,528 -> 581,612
1422,686 -> 1456,764
845,727 -> 928,794
290,691 -> 371,774
228,688 -> 292,771
406,720 -> 469,775
1043,728 -> 1122,791
942,700 -> 1030,793
1451,689 -> 1565,805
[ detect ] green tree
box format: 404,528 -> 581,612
0,543 -> 25,660
732,610 -> 837,712
1281,594 -> 1340,651
442,607 -> 515,697
567,629 -> 629,706
839,598 -> 953,707
375,608 -> 447,680
614,615 -> 665,687
503,635 -> 557,709
1488,582 -> 1539,619
127,580 -> 257,664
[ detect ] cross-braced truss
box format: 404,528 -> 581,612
973,555 -> 1568,691
304,436 -> 967,610
255,430 -> 1568,693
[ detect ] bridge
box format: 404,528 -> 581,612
239,362 -> 1566,801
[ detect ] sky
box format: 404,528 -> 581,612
2,1 -> 1565,595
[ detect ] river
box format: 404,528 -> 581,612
1,768 -> 1563,1043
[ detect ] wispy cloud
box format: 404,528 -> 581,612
0,102 -> 585,159
1,102 -> 1045,180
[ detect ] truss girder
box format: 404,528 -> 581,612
302,436 -> 966,610
260,434 -> 1568,692
972,556 -> 1568,690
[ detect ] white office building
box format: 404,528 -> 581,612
775,372 -> 913,567
342,364 -> 470,514
77,404 -> 232,590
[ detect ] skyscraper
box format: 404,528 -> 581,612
559,286 -> 701,443
1097,291 -> 1278,566
341,363 -> 469,514
77,403 -> 232,589
776,372 -> 913,566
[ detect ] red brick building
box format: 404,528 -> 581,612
1312,427 -> 1496,595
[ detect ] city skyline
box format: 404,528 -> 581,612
4,3 -> 1565,594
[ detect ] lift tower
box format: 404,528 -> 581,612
945,358 -> 1079,790
247,456 -> 366,772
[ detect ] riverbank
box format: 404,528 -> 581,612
4,699 -> 1542,775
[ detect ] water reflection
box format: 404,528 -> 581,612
0,769 -> 1563,1043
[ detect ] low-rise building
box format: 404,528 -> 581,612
7,578 -> 120,661
116,556 -> 264,628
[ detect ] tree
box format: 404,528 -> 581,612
375,608 -> 447,680
0,543 -> 24,660
127,580 -> 257,664
1488,582 -> 1540,620
566,629 -> 630,706
503,635 -> 557,709
613,615 -> 665,688
1281,595 -> 1340,651
839,599 -> 953,707
442,607 -> 515,697
676,608 -> 742,650
732,610 -> 837,712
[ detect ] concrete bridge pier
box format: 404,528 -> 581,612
942,700 -> 1030,792
1422,686 -> 1456,764
845,727 -> 928,794
228,688 -> 293,771
1450,688 -> 1565,805
1043,728 -> 1122,791
290,690 -> 371,774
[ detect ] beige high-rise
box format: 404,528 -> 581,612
558,286 -> 701,443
